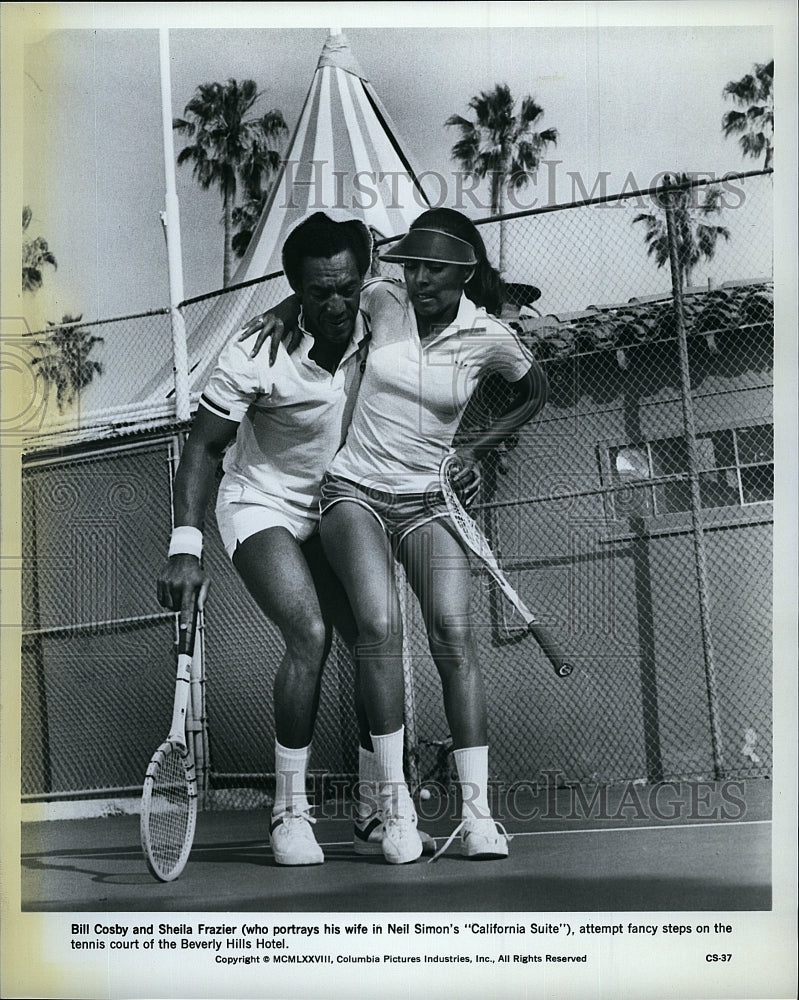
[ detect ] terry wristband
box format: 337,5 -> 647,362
168,525 -> 203,559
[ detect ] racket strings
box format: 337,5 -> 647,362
449,498 -> 486,550
440,460 -> 494,558
145,749 -> 193,873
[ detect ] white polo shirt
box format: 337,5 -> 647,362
200,312 -> 369,513
328,278 -> 534,494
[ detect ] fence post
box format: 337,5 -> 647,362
662,176 -> 726,780
159,28 -> 190,423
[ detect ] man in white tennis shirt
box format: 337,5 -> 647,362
157,212 -> 376,866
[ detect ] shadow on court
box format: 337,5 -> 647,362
20,780 -> 771,913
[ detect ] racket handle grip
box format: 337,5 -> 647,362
529,624 -> 573,678
178,603 -> 199,657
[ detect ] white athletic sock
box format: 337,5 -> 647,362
273,740 -> 312,816
356,745 -> 379,819
453,745 -> 491,822
370,727 -> 413,814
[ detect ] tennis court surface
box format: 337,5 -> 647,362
21,780 -> 770,912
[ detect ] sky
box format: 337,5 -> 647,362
8,2 -> 788,334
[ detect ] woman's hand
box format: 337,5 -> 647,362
237,296 -> 303,363
157,554 -> 211,615
238,313 -> 300,363
450,451 -> 482,507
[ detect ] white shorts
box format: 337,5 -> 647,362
215,479 -> 319,558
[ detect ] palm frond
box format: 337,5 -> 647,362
721,109 -> 748,137
696,223 -> 730,259
723,73 -> 758,104
740,133 -> 768,160
22,268 -> 44,293
444,113 -> 472,131
537,127 -> 559,146
721,58 -> 774,168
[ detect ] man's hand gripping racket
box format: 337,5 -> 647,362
140,599 -> 200,881
440,454 -> 573,678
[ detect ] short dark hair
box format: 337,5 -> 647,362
282,213 -> 372,291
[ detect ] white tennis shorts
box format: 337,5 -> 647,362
215,478 -> 319,557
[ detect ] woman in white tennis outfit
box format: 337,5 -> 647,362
317,208 -> 549,863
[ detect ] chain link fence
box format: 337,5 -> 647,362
17,309 -> 177,444
20,171 -> 773,806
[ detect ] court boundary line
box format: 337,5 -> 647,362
181,818 -> 772,853
18,819 -> 771,860
312,818 -> 773,850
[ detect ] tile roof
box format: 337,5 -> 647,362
511,278 -> 773,361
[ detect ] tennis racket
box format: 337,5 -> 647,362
439,454 -> 573,678
140,601 -> 199,881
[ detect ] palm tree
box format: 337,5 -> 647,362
446,83 -> 558,275
173,79 -> 287,286
722,60 -> 773,169
231,189 -> 267,260
633,175 -> 731,290
22,206 -> 57,293
31,314 -> 104,412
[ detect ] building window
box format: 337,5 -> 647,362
608,423 -> 773,516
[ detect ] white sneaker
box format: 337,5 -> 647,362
269,808 -> 324,866
461,817 -> 510,859
429,817 -> 510,862
353,813 -> 384,856
353,812 -> 436,856
380,807 -> 423,865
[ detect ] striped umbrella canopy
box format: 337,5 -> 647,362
233,30 -> 432,281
